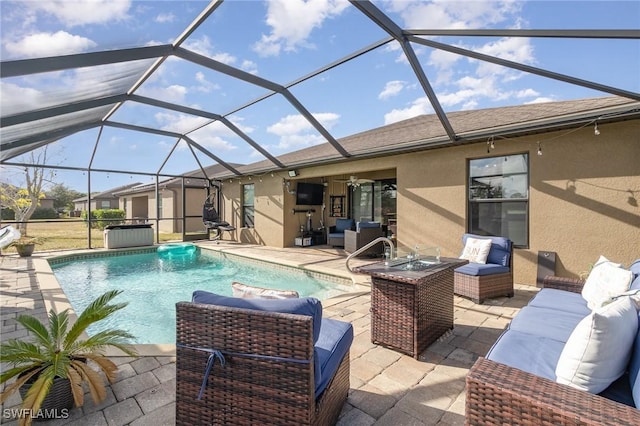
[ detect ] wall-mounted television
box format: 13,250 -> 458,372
296,182 -> 324,205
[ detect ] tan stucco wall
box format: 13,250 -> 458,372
220,119 -> 640,286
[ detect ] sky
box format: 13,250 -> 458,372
1,0 -> 639,192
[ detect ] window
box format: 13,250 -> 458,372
350,179 -> 397,224
100,200 -> 111,209
468,154 -> 529,247
242,184 -> 254,228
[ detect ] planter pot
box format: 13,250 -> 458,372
19,375 -> 74,416
15,244 -> 35,257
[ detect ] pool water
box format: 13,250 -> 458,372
51,248 -> 348,344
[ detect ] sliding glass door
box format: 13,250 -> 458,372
350,179 -> 396,225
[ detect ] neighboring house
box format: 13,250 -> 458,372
206,96 -> 640,286
114,164 -> 241,234
72,183 -> 142,215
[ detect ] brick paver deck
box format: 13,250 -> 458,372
0,242 -> 537,425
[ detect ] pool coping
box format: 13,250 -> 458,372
34,244 -> 372,358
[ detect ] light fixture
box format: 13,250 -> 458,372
594,122 -> 600,136
537,142 -> 543,156
288,170 -> 299,177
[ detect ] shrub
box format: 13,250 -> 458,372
1,208 -> 15,220
31,207 -> 58,219
81,209 -> 125,230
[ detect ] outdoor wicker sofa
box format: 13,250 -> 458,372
466,259 -> 640,425
175,291 -> 353,425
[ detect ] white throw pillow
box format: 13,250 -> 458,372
555,296 -> 639,393
231,281 -> 299,299
581,257 -> 633,310
459,237 -> 492,264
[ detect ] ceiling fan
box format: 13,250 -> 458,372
334,175 -> 375,188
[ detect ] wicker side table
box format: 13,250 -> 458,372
357,258 -> 467,359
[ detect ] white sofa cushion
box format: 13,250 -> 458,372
459,237 -> 492,264
582,256 -> 633,310
555,296 -> 639,393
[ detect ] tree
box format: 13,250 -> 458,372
0,148 -> 54,235
48,183 -> 84,212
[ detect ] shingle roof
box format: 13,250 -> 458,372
228,96 -> 639,177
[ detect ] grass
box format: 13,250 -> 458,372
1,220 -> 184,254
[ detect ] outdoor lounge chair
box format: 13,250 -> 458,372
327,218 -> 354,248
453,233 -> 514,304
344,221 -> 384,256
202,196 -> 235,241
176,291 -> 353,425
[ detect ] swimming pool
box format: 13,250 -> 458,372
50,246 -> 351,344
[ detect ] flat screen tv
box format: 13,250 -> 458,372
296,182 -> 324,205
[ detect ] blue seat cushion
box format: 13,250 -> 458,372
314,318 -> 353,398
455,263 -> 510,276
192,290 -> 323,344
629,259 -> 640,291
509,306 -> 586,343
328,232 -> 345,239
486,329 -> 564,381
527,288 -> 591,316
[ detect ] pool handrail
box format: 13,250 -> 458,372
345,236 -> 395,273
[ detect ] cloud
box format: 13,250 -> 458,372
384,97 -> 434,124
387,0 -> 521,29
525,96 -> 556,104
26,0 -> 132,27
252,0 -> 349,57
156,113 -> 238,152
137,84 -> 188,104
267,112 -> 340,149
194,72 -> 220,94
155,13 -> 175,24
379,80 -> 407,100
4,31 -> 97,58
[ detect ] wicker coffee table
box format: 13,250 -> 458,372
354,257 -> 468,359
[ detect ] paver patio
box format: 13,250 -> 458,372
0,242 -> 537,425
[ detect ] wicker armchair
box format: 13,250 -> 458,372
176,299 -> 351,426
465,275 -> 640,425
344,221 -> 384,256
454,234 -> 514,304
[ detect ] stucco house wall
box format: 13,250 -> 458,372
220,119 -> 639,286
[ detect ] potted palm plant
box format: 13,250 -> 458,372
0,290 -> 137,426
7,236 -> 44,257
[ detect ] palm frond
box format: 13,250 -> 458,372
71,329 -> 137,357
66,367 -> 84,407
0,367 -> 43,404
15,315 -> 50,349
70,361 -> 106,403
83,354 -> 118,383
0,340 -> 46,366
48,309 -> 69,350
64,290 -> 125,348
20,367 -> 55,421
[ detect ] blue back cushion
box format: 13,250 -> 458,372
192,290 -> 323,344
462,233 -> 512,267
629,259 -> 640,291
356,221 -> 380,231
335,218 -> 354,233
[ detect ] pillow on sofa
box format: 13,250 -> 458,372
555,296 -> 639,393
231,281 -> 299,299
582,256 -> 633,310
459,237 -> 492,264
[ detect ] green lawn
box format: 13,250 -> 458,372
1,220 -> 183,254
